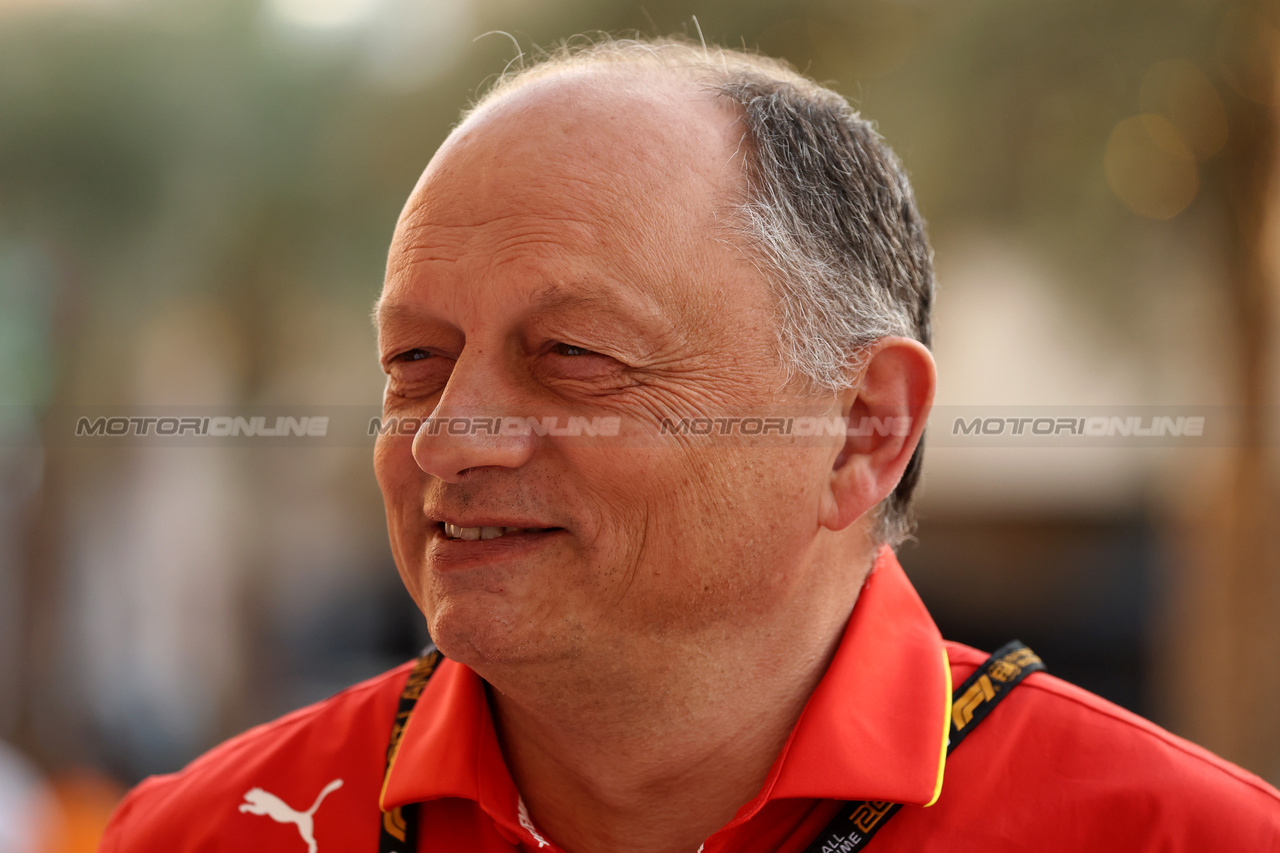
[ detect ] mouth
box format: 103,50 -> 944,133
437,522 -> 562,541
425,518 -> 566,570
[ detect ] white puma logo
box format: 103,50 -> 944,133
238,778 -> 343,853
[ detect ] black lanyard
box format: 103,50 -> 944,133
378,640 -> 1045,853
797,640 -> 1045,852
378,645 -> 443,853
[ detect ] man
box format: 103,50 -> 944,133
101,38 -> 1279,852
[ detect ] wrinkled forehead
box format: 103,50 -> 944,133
392,66 -> 746,257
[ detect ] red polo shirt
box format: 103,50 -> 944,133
101,548 -> 1280,852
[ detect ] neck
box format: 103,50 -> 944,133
481,545 -> 876,853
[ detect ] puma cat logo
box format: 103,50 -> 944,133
238,778 -> 343,853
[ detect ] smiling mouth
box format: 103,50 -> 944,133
439,523 -> 559,541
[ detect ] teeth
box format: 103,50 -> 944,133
443,523 -> 537,540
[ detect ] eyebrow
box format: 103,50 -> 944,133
371,298 -> 423,327
528,280 -> 637,314
373,277 -> 671,333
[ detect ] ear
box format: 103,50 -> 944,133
817,337 -> 936,532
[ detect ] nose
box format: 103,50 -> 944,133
410,351 -> 537,482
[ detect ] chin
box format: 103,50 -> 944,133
426,598 -> 528,666
425,597 -> 582,672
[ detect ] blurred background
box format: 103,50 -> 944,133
2,0 -> 1279,847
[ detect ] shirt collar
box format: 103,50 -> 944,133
380,651 -> 519,828
762,544 -> 951,807
382,545 -> 950,819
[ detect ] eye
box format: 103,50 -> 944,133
551,342 -> 596,357
382,347 -> 452,399
533,338 -> 631,393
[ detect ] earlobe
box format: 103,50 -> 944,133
819,338 -> 935,533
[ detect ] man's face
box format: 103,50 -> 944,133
374,70 -> 845,668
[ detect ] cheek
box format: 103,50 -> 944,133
676,444 -> 826,576
374,434 -> 430,589
584,444 -> 742,581
374,433 -> 421,504
728,445 -> 827,534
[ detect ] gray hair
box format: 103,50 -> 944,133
469,37 -> 936,547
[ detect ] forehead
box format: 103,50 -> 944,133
381,67 -> 752,317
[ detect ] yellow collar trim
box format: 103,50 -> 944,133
924,646 -> 952,808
